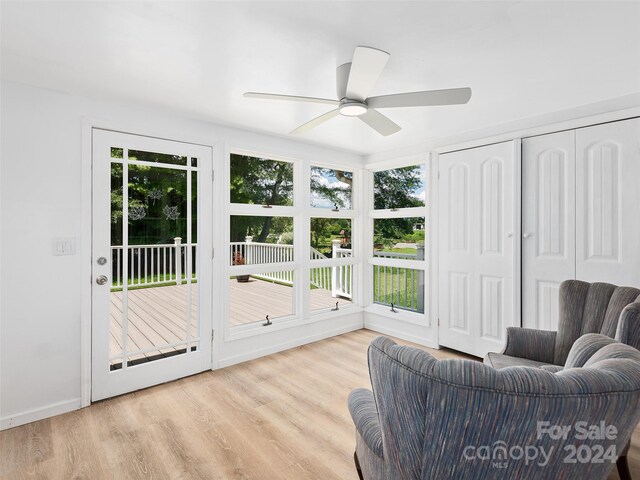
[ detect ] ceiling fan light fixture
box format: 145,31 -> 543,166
339,101 -> 368,117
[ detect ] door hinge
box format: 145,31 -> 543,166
212,247 -> 215,259
438,318 -> 440,326
212,170 -> 215,181
211,329 -> 215,341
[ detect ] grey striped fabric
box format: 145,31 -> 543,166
616,302 -> 640,349
349,335 -> 640,480
484,352 -> 549,370
555,280 -> 640,365
349,388 -> 383,458
564,333 -> 618,368
485,280 -> 640,369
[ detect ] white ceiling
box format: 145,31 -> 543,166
2,1 -> 639,155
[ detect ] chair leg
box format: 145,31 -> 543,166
617,454 -> 632,480
354,451 -> 364,480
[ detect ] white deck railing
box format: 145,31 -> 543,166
111,239 -> 422,310
333,243 -> 353,299
373,245 -> 424,312
373,250 -> 417,260
229,238 -> 353,299
111,238 -> 196,289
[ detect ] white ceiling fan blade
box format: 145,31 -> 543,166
244,92 -> 338,106
336,63 -> 351,100
345,46 -> 390,101
359,109 -> 401,136
367,87 -> 472,108
290,109 -> 340,135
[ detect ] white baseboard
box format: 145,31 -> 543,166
363,323 -> 439,349
217,322 -> 363,368
1,397 -> 82,431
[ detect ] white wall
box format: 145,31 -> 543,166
0,81 -> 364,428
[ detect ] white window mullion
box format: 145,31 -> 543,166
299,159 -> 311,320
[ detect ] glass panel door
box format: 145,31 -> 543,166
92,130 -> 212,401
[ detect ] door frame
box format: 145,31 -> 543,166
80,117 -> 220,407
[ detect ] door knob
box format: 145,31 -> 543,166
523,232 -> 534,239
96,275 -> 109,285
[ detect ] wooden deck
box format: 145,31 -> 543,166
109,278 -> 349,365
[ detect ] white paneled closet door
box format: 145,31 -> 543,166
576,119 -> 640,286
522,131 -> 576,330
438,141 -> 517,357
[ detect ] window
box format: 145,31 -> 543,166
230,216 -> 294,265
310,218 -> 351,259
308,165 -> 357,315
374,164 -> 425,210
373,266 -> 424,313
230,153 -> 293,206
370,162 -> 427,315
373,217 -> 425,261
229,271 -> 295,326
227,152 -> 358,334
310,266 -> 353,312
310,166 -> 352,209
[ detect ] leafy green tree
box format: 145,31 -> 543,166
373,166 -> 424,241
310,167 -> 352,209
110,159 -> 194,246
229,154 -> 294,242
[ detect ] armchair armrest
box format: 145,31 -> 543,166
615,303 -> 640,350
348,388 -> 383,458
502,327 -> 557,364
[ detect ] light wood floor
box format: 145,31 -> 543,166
1,329 -> 637,479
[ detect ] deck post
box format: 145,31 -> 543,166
331,239 -> 341,298
174,237 -> 182,285
245,235 -> 253,265
417,243 -> 425,312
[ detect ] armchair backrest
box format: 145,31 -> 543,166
368,336 -> 640,480
555,280 -> 640,365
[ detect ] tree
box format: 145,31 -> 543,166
373,166 -> 424,241
111,157 -> 194,246
310,167 -> 352,209
373,166 -> 423,210
229,154 -> 294,242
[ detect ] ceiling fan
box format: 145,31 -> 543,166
244,46 -> 472,137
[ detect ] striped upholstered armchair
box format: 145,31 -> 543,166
484,280 -> 640,480
485,280 -> 640,370
349,335 -> 640,480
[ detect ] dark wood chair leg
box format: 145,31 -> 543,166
354,451 -> 364,480
617,454 -> 632,480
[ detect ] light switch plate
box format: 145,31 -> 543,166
53,237 -> 76,256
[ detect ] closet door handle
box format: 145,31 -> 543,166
523,232 -> 534,239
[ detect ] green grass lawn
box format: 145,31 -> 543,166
373,266 -> 424,312
111,273 -> 197,292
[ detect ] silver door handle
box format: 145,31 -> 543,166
96,275 -> 109,285
523,232 -> 534,239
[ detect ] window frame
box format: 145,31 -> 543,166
366,154 -> 429,324
223,147 -> 362,340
